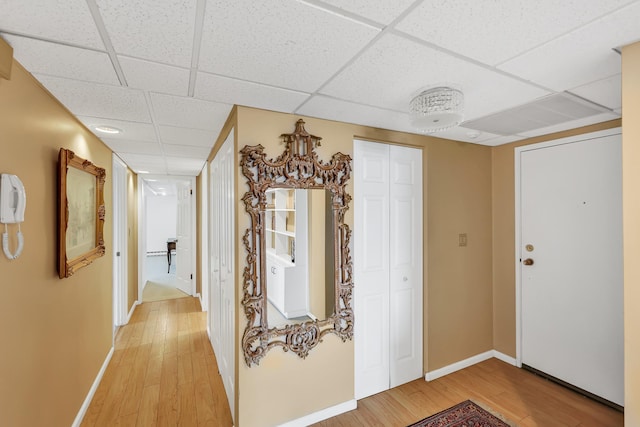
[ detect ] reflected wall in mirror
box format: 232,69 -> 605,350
240,119 -> 352,366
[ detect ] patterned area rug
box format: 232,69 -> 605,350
407,400 -> 513,427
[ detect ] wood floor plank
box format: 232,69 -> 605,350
135,384 -> 160,427
314,360 -> 623,427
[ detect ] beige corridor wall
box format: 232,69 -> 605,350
234,107 -> 493,426
622,41 -> 640,427
491,119 -> 621,356
0,62 -> 113,426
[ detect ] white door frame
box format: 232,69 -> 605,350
514,127 -> 621,367
137,174 -> 197,300
200,163 -> 209,312
112,155 -> 128,329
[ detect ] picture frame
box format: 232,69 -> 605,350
58,148 -> 106,279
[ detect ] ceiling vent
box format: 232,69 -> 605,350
463,92 -> 613,136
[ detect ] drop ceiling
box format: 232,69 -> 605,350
1,0 -> 637,176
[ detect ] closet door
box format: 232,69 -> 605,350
209,131 -> 235,421
354,140 -> 423,400
389,145 -> 423,388
354,141 -> 391,399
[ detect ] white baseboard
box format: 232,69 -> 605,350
72,346 -> 114,427
492,350 -> 517,366
425,350 -> 518,382
278,399 -> 357,427
126,300 -> 139,323
425,350 -> 494,381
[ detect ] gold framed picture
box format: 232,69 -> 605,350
58,148 -> 106,279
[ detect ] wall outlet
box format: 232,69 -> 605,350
459,233 -> 467,247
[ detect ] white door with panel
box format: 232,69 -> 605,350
112,155 -> 128,328
209,131 -> 235,420
518,129 -> 623,406
354,140 -> 423,400
175,180 -> 193,295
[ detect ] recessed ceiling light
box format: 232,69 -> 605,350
138,170 -> 150,174
94,125 -> 122,134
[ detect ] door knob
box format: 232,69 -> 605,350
523,258 -> 534,266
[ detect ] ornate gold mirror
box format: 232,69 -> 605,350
240,119 -> 353,366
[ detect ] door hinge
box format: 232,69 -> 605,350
190,273 -> 193,280
190,189 -> 193,195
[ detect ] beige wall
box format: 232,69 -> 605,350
233,107 -> 494,426
0,62 -> 113,426
622,41 -> 640,427
0,36 -> 12,80
127,169 -> 139,309
490,119 -> 621,356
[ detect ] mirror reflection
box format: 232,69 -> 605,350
264,188 -> 334,327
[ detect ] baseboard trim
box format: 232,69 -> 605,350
126,300 -> 139,324
278,399 -> 357,427
492,350 -> 517,366
72,346 -> 114,427
425,350 -> 517,382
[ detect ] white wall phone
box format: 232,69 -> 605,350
0,174 -> 26,260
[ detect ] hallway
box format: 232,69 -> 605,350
81,297 -> 233,426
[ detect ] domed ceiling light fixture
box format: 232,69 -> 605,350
409,86 -> 464,133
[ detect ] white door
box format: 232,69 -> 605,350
112,155 -> 128,328
200,163 -> 209,313
175,180 -> 193,295
354,140 -> 423,400
518,130 -> 623,406
209,131 -> 235,420
389,145 -> 423,388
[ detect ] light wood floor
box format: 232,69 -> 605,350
314,358 -> 623,427
82,297 -> 622,427
81,297 -> 233,426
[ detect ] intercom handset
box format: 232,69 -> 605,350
0,174 -> 26,260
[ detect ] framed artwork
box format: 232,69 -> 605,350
58,148 -> 106,279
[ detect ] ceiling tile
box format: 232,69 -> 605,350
498,2 -> 640,91
296,95 -> 414,133
119,56 -> 190,96
198,0 -> 380,92
162,144 -> 211,159
194,72 -> 310,113
150,93 -> 232,131
95,0 -> 196,67
396,0 -> 632,65
77,116 -> 157,142
313,0 -> 416,25
35,75 -> 151,122
101,138 -> 161,155
2,34 -> 119,85
118,153 -> 167,174
165,157 -> 206,175
158,125 -> 216,147
570,74 -> 622,110
320,33 -> 549,120
0,0 -> 104,49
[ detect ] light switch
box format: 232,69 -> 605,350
459,233 -> 467,247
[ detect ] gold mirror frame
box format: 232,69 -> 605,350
58,148 -> 106,279
240,119 -> 353,366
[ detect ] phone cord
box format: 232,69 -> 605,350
3,223 -> 23,260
